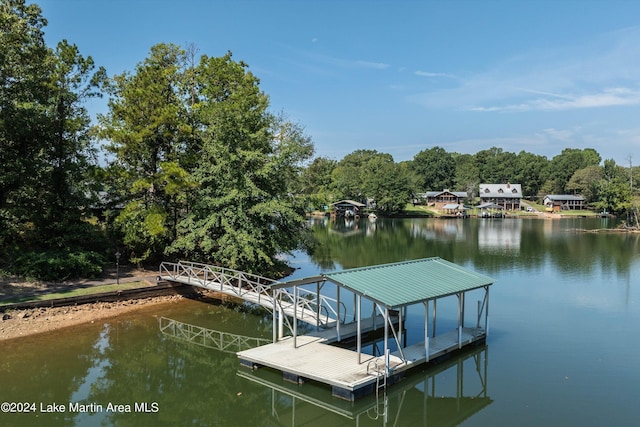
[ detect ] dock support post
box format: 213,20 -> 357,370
278,305 -> 283,340
316,282 -> 320,332
461,292 -> 465,327
337,285 -> 341,342
357,295 -> 362,364
485,286 -> 490,336
457,293 -> 462,349
272,302 -> 276,343
432,300 -> 437,338
384,307 -> 389,375
372,303 -> 377,331
424,301 -> 429,362
293,286 -> 298,348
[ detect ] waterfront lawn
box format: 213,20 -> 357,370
0,281 -> 152,307
401,203 -> 436,217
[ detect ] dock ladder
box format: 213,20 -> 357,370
367,357 -> 388,418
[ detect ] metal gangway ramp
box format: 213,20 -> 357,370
159,261 -> 341,337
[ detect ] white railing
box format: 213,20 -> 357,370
160,260 -> 277,303
159,261 -> 343,330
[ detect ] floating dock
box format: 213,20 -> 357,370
238,343 -> 491,424
159,258 -> 494,400
238,258 -> 494,401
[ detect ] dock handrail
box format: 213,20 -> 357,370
367,357 -> 388,407
159,260 -> 342,331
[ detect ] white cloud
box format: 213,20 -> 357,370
352,60 -> 391,70
538,128 -> 577,142
299,50 -> 390,70
414,70 -> 456,79
412,26 -> 640,113
470,87 -> 640,112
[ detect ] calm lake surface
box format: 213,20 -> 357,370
1,217 -> 639,426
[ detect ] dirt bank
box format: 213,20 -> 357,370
0,294 -> 186,342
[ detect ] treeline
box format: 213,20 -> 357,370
1,1 -> 636,281
301,143 -> 638,215
1,0 -> 312,280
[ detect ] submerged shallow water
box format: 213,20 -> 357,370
1,217 -> 639,426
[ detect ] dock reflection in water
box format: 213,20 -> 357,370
237,344 -> 491,427
158,317 -> 270,354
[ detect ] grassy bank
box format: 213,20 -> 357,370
0,281 -> 153,307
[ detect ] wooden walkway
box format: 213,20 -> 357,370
237,327 -> 486,400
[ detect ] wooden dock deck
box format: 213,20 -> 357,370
237,327 -> 486,400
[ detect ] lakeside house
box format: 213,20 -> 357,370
543,194 -> 585,212
331,200 -> 366,218
420,189 -> 468,209
479,183 -> 522,211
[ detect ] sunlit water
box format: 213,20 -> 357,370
1,217 -> 639,426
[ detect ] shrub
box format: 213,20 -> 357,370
13,250 -> 105,281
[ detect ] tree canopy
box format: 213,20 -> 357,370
1,0 -> 637,281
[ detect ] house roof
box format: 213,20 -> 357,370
477,202 -> 503,209
442,203 -> 468,210
275,258 -> 494,309
424,190 -> 467,198
479,183 -> 522,199
544,194 -> 585,201
331,199 -> 366,207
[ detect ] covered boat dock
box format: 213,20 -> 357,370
237,257 -> 494,400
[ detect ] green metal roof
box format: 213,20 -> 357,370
323,257 -> 494,308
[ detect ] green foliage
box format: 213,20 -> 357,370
12,250 -> 104,281
114,201 -> 168,265
327,149 -> 411,213
567,165 -> 602,202
160,52 -> 313,273
513,151 -> 548,197
547,148 -> 602,193
593,159 -> 632,214
412,146 -> 456,191
474,147 -> 515,184
453,153 -> 480,197
0,0 -> 107,279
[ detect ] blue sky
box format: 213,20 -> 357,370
37,0 -> 640,165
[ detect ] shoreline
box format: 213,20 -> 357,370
0,294 -> 189,342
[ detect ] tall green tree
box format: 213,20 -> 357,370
474,147 -> 517,184
299,156 -> 337,210
331,149 -> 381,201
513,151 -> 548,198
566,165 -> 602,202
100,43 -> 192,264
411,146 -> 456,191
362,155 -> 411,213
594,160 -> 632,215
453,153 -> 479,198
0,0 -> 51,251
37,40 -> 106,249
1,1 -> 106,278
168,52 -> 313,274
546,148 -> 601,194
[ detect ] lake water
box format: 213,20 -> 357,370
1,217 -> 639,426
